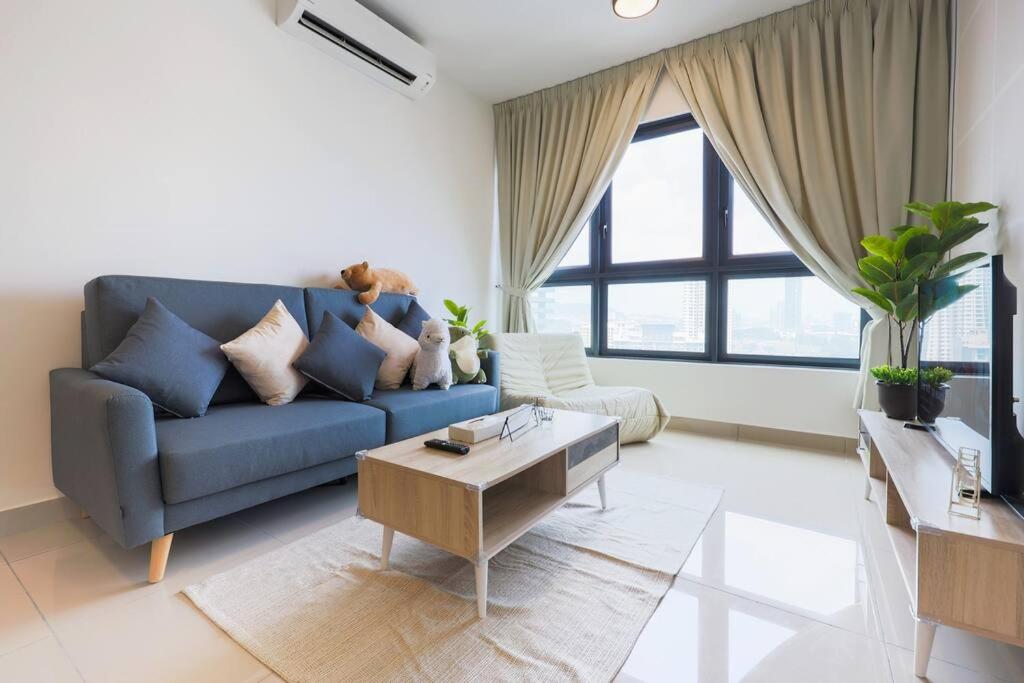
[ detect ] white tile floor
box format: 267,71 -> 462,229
1,429 -> 1023,683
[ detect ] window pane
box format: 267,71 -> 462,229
611,129 -> 704,263
727,276 -> 860,358
731,184 -> 789,255
607,281 -> 706,353
558,228 -> 589,268
921,266 -> 991,364
531,285 -> 592,348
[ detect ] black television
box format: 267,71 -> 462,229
917,255 -> 1024,519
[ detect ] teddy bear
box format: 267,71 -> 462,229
336,261 -> 418,305
448,326 -> 488,384
411,319 -> 452,390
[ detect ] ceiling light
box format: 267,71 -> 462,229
612,0 -> 659,19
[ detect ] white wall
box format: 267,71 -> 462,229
0,0 -> 495,511
950,0 -> 1024,432
590,358 -> 859,437
588,71 -> 861,440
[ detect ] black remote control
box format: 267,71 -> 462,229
424,439 -> 470,455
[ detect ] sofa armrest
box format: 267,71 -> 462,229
481,351 -> 500,411
50,368 -> 165,548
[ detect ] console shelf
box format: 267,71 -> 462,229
858,410 -> 1024,677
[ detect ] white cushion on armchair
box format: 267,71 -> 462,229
489,333 -> 669,444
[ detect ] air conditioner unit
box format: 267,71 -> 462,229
276,0 -> 436,100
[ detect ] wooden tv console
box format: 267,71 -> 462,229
857,410 -> 1024,677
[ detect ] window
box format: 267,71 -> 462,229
730,186 -> 788,255
610,128 -> 704,263
606,280 -> 706,353
531,284 -> 593,349
536,114 -> 864,368
725,275 -> 862,359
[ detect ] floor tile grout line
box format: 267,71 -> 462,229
859,536 -> 898,682
672,574 -> 886,645
4,552 -> 87,682
0,533 -> 99,565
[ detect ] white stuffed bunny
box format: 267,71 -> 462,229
412,319 -> 452,390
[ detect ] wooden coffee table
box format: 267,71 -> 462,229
355,409 -> 620,618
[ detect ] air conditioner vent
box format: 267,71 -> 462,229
276,0 -> 436,100
298,11 -> 416,86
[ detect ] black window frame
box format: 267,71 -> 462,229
542,113 -> 867,369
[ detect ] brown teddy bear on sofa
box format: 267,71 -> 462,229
336,261 -> 418,304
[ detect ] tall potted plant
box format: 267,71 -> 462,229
852,200 -> 996,420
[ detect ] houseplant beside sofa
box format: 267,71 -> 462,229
50,275 -> 499,582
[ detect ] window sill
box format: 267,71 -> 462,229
586,353 -> 860,373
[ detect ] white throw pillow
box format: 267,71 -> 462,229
220,300 -> 309,406
356,306 -> 418,390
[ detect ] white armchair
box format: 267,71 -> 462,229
488,333 -> 669,444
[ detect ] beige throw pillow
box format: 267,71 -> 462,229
356,307 -> 418,390
220,300 -> 309,405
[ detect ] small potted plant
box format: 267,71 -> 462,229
852,200 -> 995,420
918,366 -> 954,424
870,365 -> 919,421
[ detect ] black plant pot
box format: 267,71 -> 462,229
917,383 -> 950,424
876,381 -> 917,421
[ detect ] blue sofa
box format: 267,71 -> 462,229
49,275 -> 499,581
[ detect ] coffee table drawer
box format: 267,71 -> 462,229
567,426 -> 618,493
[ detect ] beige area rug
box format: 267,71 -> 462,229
184,469 -> 722,682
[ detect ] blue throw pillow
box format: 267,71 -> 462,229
91,297 -> 229,418
293,311 -> 387,401
396,299 -> 431,340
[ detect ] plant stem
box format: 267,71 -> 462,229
898,322 -> 907,369
886,319 -> 893,366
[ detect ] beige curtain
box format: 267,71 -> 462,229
495,54 -> 661,332
662,0 -> 950,403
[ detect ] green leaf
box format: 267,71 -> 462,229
903,233 -> 940,259
472,320 -> 486,333
894,291 -> 918,322
893,226 -> 931,260
858,255 -> 897,285
919,276 -> 979,320
904,201 -> 934,220
861,235 -> 895,260
930,202 -> 958,232
954,201 -> 998,218
899,252 -> 938,280
877,278 -> 915,305
852,287 -> 894,314
443,299 -> 461,316
932,251 -> 987,279
891,225 -> 917,237
938,219 -> 988,252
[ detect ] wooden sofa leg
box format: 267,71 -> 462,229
148,533 -> 174,583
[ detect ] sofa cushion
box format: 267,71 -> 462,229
84,276 -> 309,406
90,298 -> 229,418
294,311 -> 386,401
304,288 -> 413,336
356,307 -> 419,390
396,299 -> 432,340
156,399 -> 385,504
366,385 -> 498,442
220,300 -> 309,406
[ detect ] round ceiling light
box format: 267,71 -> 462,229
612,0 -> 659,19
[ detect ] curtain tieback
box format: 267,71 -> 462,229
496,284 -> 531,299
